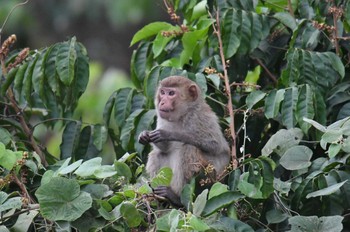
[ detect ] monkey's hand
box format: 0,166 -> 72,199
149,129 -> 169,143
138,130 -> 151,145
153,186 -> 182,207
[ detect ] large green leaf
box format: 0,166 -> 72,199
289,215 -> 343,232
262,128 -> 303,156
246,90 -> 266,109
114,88 -> 135,127
120,202 -> 142,228
35,177 -> 92,221
280,145 -> 313,170
296,84 -> 314,134
281,86 -> 298,129
306,180 -> 348,199
60,121 -> 82,160
56,37 -> 76,86
201,191 -> 244,217
264,89 -> 285,119
209,217 -> 254,232
130,22 -> 173,46
120,109 -> 144,150
193,189 -> 208,217
221,8 -> 269,58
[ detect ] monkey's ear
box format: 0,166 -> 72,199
188,84 -> 199,100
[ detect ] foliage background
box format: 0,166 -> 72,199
1,0 -> 350,231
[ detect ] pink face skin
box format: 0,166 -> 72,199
158,87 -> 177,120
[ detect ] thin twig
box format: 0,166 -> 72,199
255,58 -> 278,85
212,9 -> 238,167
287,0 -> 295,18
0,0 -> 29,44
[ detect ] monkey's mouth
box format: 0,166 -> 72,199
159,109 -> 173,119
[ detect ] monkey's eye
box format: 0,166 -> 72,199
160,89 -> 165,95
169,90 -> 175,96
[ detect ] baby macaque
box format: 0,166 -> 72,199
139,76 -> 230,206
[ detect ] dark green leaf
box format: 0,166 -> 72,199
56,37 -> 77,85
114,88 -> 135,127
202,191 -> 244,216
60,121 -> 82,160
120,202 -> 142,228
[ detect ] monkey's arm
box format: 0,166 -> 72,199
149,129 -> 218,154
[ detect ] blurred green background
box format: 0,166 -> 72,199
0,0 -> 166,158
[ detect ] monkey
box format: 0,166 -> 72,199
138,76 -> 230,206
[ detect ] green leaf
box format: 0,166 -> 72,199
280,145 -> 313,170
35,177 -> 92,221
32,51 -> 46,99
130,22 -> 173,46
281,87 -> 298,129
246,90 -> 266,109
114,161 -> 132,180
189,215 -> 210,231
0,143 -> 19,170
150,167 -> 173,189
193,189 -> 208,217
222,9 -> 241,58
191,0 -> 207,20
131,42 -> 151,84
92,124 -> 108,151
10,210 -> 39,232
266,209 -> 288,224
202,191 -> 244,217
0,197 -> 22,213
296,84 -> 314,134
56,37 -> 77,85
289,215 -> 343,232
134,109 -> 156,154
13,62 -> 28,102
94,165 -> 117,179
58,159 -> 83,175
274,12 -> 297,30
264,89 -> 285,118
261,128 -> 303,156
120,202 -> 142,228
74,157 -> 102,177
303,117 -> 326,132
0,128 -> 11,146
120,109 -> 144,150
152,30 -> 173,58
156,209 -> 181,232
208,182 -> 229,199
103,91 -> 116,126
327,143 -> 342,158
60,121 -> 82,160
114,88 -> 135,127
1,67 -> 18,95
306,180 -> 348,198
209,217 -> 254,232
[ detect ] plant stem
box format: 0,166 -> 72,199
213,9 -> 237,168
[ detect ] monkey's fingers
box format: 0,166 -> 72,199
138,131 -> 150,144
153,186 -> 170,198
149,130 -> 162,143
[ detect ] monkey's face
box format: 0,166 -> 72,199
157,87 -> 184,121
